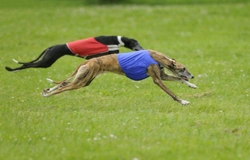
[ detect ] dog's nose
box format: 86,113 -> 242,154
191,76 -> 194,79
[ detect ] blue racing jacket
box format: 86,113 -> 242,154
117,50 -> 159,81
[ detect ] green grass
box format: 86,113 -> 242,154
1,1 -> 250,160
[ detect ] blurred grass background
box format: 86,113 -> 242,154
1,0 -> 249,8
0,0 -> 250,160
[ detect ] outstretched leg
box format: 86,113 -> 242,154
5,44 -> 75,72
147,64 -> 190,105
160,69 -> 197,88
42,61 -> 101,97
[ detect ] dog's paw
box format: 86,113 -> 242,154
188,83 -> 198,89
41,91 -> 48,97
12,59 -> 19,64
180,100 -> 190,105
41,88 -> 51,97
46,78 -> 54,83
182,80 -> 197,89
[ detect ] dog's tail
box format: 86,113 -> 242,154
47,61 -> 89,84
12,48 -> 50,64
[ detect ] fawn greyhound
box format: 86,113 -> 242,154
42,50 -> 197,105
5,35 -> 143,72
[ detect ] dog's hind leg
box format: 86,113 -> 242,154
42,64 -> 84,96
42,62 -> 99,97
12,48 -> 50,65
147,64 -> 190,105
5,47 -> 52,72
43,81 -> 71,94
46,76 -> 74,84
5,44 -> 74,72
46,60 -> 89,85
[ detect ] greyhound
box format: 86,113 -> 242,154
5,35 -> 143,72
42,50 -> 197,105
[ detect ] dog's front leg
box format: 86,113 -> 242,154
154,78 -> 190,105
181,80 -> 197,89
160,70 -> 182,81
160,70 -> 197,89
148,65 -> 189,105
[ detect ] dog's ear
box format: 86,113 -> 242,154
165,56 -> 176,67
171,60 -> 176,68
169,58 -> 176,68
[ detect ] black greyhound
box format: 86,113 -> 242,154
5,35 -> 144,72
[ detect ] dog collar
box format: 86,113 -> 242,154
117,36 -> 125,46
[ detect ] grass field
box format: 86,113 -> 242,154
1,1 -> 250,160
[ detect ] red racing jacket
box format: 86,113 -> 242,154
66,37 -> 109,57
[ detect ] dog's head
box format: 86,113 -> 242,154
121,37 -> 144,51
168,59 -> 194,81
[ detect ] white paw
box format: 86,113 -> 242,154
46,78 -> 54,83
189,83 -> 197,89
180,100 -> 190,105
12,59 -> 19,64
182,80 -> 197,89
41,92 -> 48,97
41,88 -> 52,97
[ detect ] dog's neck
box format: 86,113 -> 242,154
148,50 -> 175,69
117,36 -> 125,47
